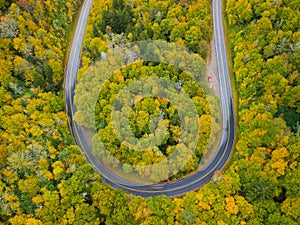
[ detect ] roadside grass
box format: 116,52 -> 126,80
220,1 -> 240,169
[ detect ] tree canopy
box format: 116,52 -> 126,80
0,0 -> 299,224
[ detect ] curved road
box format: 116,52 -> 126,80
64,0 -> 235,197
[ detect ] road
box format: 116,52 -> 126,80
64,0 -> 235,197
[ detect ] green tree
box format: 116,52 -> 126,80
101,0 -> 134,34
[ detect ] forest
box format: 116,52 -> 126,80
0,0 -> 299,224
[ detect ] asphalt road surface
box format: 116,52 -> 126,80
64,0 -> 235,197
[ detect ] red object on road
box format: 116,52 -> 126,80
208,76 -> 212,83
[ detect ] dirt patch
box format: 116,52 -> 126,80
199,38 -> 223,168
206,38 -> 220,97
